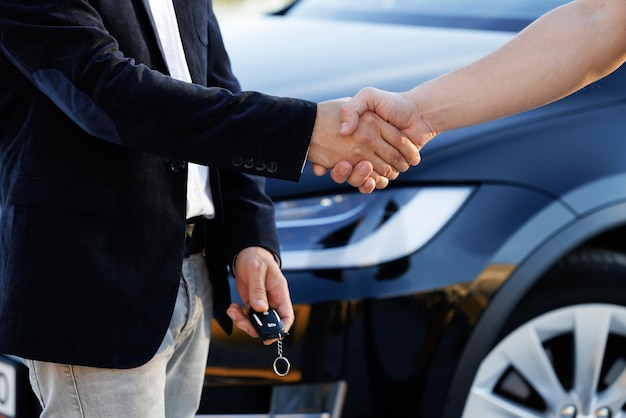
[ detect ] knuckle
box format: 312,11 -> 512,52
360,111 -> 376,124
386,167 -> 399,180
392,152 -> 409,172
376,178 -> 389,190
380,165 -> 392,179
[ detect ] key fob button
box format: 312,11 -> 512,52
248,308 -> 287,341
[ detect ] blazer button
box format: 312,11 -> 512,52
232,156 -> 243,167
255,159 -> 267,171
169,160 -> 187,173
267,161 -> 279,174
243,157 -> 255,169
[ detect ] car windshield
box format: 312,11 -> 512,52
287,0 -> 573,31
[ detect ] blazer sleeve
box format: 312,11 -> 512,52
0,0 -> 316,181
220,171 -> 280,264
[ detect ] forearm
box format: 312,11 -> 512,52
413,0 -> 626,134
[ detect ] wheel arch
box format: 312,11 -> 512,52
441,200 -> 626,417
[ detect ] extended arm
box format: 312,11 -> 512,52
340,0 -> 626,146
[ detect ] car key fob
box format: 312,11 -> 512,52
248,307 -> 288,341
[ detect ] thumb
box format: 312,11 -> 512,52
338,107 -> 360,136
339,87 -> 380,136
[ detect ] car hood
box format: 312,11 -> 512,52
220,16 -> 515,101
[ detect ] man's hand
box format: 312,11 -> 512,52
310,93 -> 431,193
311,160 -> 390,194
226,247 -> 294,346
338,87 -> 435,147
307,99 -> 420,189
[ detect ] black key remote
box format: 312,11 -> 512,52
248,307 -> 288,341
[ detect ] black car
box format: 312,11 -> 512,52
203,0 -> 626,417
4,0 -> 626,417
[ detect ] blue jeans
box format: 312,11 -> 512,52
23,254 -> 213,418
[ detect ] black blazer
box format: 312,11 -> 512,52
0,0 -> 316,368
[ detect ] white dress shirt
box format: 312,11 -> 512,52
148,0 -> 215,220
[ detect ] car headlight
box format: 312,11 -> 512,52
274,186 -> 474,270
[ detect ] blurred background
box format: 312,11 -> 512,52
214,0 -> 294,19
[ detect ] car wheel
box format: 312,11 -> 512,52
462,249 -> 626,417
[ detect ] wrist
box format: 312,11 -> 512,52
231,247 -> 281,277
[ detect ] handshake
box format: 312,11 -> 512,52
304,0 -> 626,194
307,88 -> 431,194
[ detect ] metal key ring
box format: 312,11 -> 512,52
273,356 -> 291,376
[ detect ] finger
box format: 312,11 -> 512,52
265,279 -> 294,333
339,87 -> 380,136
329,161 -> 356,184
346,160 -> 374,188
378,117 -> 421,167
357,177 -> 376,194
357,169 -> 389,193
226,303 -> 259,338
370,170 -> 390,190
375,176 -> 390,190
311,163 -> 328,176
353,111 -> 407,178
234,252 -> 270,313
362,111 -> 417,173
247,277 -> 269,314
368,153 -> 400,181
273,300 -> 295,335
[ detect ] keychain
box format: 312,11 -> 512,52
273,336 -> 291,376
248,307 -> 291,376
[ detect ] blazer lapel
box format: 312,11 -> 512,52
139,0 -> 169,71
138,0 -> 203,83
172,0 -> 205,83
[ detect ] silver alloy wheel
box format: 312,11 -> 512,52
463,303 -> 626,417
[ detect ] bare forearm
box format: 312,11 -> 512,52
413,0 -> 626,134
